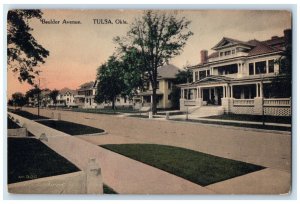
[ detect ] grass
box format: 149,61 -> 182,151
8,138 -> 80,184
172,118 -> 291,132
37,120 -> 105,135
127,114 -> 160,119
204,114 -> 291,124
103,184 -> 118,194
73,108 -> 143,115
8,109 -> 49,120
101,144 -> 265,186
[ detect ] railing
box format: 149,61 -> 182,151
233,99 -> 254,106
208,52 -> 248,62
264,98 -> 291,107
184,100 -> 196,106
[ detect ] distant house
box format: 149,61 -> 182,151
75,81 -> 98,108
56,88 -> 77,107
137,64 -> 180,109
179,29 -> 291,117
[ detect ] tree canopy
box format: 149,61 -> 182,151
7,10 -> 49,85
11,92 -> 27,108
95,56 -> 127,109
114,10 -> 193,113
49,89 -> 59,106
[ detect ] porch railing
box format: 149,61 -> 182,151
233,99 -> 254,106
264,98 -> 291,107
184,100 -> 196,106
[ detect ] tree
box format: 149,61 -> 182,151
7,10 -> 49,85
49,89 -> 59,107
11,92 -> 27,109
25,86 -> 41,105
170,68 -> 193,109
95,56 -> 126,110
269,29 -> 292,98
115,10 -> 193,113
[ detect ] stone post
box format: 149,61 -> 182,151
180,98 -> 185,111
254,97 -> 263,115
148,111 -> 153,119
165,112 -> 169,120
86,158 -> 103,194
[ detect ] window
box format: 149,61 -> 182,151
249,63 -> 254,75
207,70 -> 210,76
168,81 -> 172,89
220,52 -> 224,57
199,71 -> 206,79
168,94 -> 171,100
156,81 -> 159,89
232,49 -> 235,54
268,60 -> 274,73
225,51 -> 231,56
195,71 -> 199,81
255,61 -> 267,74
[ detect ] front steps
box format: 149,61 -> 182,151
190,106 -> 224,118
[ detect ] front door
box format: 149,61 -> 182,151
216,87 -> 223,105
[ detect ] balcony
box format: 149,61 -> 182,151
208,52 -> 248,63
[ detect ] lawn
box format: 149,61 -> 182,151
101,144 -> 265,186
37,120 -> 105,135
8,138 -> 80,184
204,114 -> 291,124
172,118 -> 291,132
73,108 -> 143,115
8,109 -> 49,120
103,184 -> 118,194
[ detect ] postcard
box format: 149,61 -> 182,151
7,9 -> 292,195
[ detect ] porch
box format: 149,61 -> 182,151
180,78 -> 291,116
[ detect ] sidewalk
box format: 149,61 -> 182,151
8,112 -> 214,194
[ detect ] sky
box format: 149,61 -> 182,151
7,10 -> 291,98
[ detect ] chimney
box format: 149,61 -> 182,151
200,50 -> 208,64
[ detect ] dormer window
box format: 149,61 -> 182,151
224,51 -> 231,56
232,49 -> 235,54
220,52 -> 224,57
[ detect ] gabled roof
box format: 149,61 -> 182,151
248,41 -> 281,56
212,37 -> 254,50
59,87 -> 76,95
78,81 -> 96,91
157,64 -> 180,79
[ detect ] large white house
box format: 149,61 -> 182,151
179,29 -> 291,117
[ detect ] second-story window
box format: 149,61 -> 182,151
156,81 -> 159,89
232,49 -> 235,54
255,61 -> 267,74
168,81 -> 172,89
249,63 -> 254,75
199,71 -> 206,79
207,70 -> 210,76
268,60 -> 274,73
225,51 -> 231,56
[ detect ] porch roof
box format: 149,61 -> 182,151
177,74 -> 284,88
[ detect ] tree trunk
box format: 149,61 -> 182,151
152,87 -> 157,114
112,98 -> 115,110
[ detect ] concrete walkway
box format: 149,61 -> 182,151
8,112 -> 214,194
16,108 -> 292,194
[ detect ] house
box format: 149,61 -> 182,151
75,81 -> 98,108
137,64 -> 180,109
56,88 -> 77,107
179,29 -> 291,117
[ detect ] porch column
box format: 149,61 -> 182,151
260,82 -> 264,98
230,85 -> 233,98
256,83 -> 259,97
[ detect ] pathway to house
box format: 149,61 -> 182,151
20,107 -> 291,194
